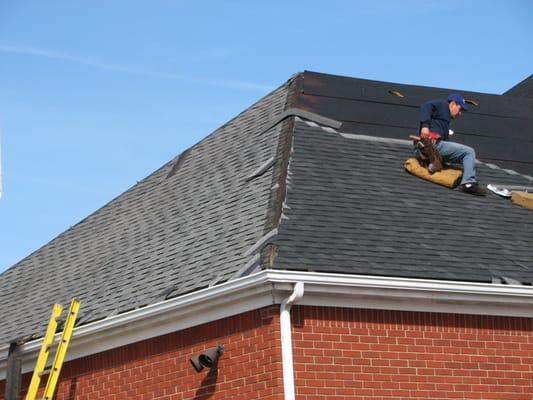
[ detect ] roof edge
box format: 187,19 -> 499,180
0,75 -> 296,276
1,269 -> 532,380
259,76 -> 303,266
503,74 -> 533,98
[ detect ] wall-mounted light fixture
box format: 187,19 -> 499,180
190,345 -> 224,372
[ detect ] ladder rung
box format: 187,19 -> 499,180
24,299 -> 81,400
42,298 -> 81,400
24,304 -> 63,400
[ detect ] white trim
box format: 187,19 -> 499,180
1,270 -> 532,380
266,270 -> 533,318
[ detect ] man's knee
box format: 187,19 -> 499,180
463,144 -> 475,157
454,142 -> 475,157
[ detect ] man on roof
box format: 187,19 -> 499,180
419,94 -> 486,196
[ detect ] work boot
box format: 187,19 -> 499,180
460,182 -> 487,196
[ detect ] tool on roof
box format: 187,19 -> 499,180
410,135 -> 443,173
486,185 -> 533,209
487,184 -> 512,198
25,298 -> 81,400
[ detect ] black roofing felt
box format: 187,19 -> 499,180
295,71 -> 533,176
504,74 -> 533,99
1,71 -> 532,346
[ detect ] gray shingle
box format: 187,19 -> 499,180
271,120 -> 533,284
0,81 -> 290,344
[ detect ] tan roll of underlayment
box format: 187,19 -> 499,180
511,191 -> 533,210
404,158 -> 463,189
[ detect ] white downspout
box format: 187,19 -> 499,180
280,282 -> 304,400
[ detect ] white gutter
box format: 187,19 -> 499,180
267,270 -> 533,318
0,270 -> 278,380
1,270 -> 532,380
280,282 -> 304,400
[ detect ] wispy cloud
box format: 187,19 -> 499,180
0,43 -> 274,92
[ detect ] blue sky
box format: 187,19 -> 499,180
1,0 -> 532,273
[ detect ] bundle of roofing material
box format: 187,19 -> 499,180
404,158 -> 463,188
511,191 -> 533,210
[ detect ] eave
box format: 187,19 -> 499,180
1,269 -> 532,380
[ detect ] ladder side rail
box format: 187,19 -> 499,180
24,305 -> 63,400
41,299 -> 80,400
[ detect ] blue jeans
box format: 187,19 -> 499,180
436,141 -> 477,185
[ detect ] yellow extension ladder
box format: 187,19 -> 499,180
25,298 -> 81,400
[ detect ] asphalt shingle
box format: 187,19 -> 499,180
0,81 -> 290,344
272,120 -> 533,284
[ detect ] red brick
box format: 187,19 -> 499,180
2,306 -> 531,400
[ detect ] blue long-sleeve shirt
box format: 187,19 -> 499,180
419,99 -> 452,140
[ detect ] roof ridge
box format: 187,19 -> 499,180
480,161 -> 533,182
257,76 -> 303,271
258,108 -> 342,136
503,74 -> 533,98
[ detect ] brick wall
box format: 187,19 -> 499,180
292,306 -> 533,400
2,305 -> 532,399
0,306 -> 283,400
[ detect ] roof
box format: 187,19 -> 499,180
295,71 -> 533,176
1,71 -> 532,346
270,119 -> 533,283
504,74 -> 533,99
0,81 -> 290,345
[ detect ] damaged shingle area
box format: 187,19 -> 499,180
270,120 -> 533,284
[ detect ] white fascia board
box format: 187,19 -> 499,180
1,269 -> 532,380
266,270 -> 533,317
0,271 -> 277,379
